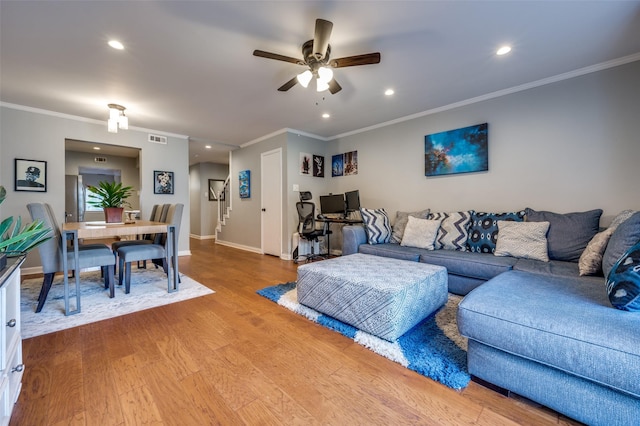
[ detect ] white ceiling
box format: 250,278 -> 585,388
2,1 -> 640,166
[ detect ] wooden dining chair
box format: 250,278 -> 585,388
27,203 -> 116,313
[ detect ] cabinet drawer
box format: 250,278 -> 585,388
4,278 -> 19,353
6,346 -> 23,407
0,377 -> 8,426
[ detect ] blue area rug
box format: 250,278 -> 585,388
257,282 -> 470,390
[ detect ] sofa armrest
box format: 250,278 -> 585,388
342,225 -> 367,255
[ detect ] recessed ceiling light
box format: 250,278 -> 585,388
322,113 -> 330,119
93,147 -> 100,150
205,145 -> 211,149
496,46 -> 512,56
385,89 -> 395,96
108,40 -> 124,50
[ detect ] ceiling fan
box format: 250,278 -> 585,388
253,19 -> 381,94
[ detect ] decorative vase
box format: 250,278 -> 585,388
104,207 -> 124,223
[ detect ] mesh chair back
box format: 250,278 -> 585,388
296,202 -> 316,235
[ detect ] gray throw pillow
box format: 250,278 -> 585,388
525,208 -> 602,262
602,211 -> 640,278
390,209 -> 430,244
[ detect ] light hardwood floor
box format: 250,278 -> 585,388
12,239 -> 582,425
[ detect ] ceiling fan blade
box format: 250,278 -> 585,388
328,79 -> 342,94
253,50 -> 304,65
313,19 -> 333,60
277,76 -> 298,92
330,53 -> 381,68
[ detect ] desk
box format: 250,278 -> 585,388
61,221 -> 178,315
316,217 -> 363,255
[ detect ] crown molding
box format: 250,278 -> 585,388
0,101 -> 189,140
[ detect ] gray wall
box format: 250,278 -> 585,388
65,149 -> 141,222
329,59 -> 640,226
217,132 -> 288,253
1,106 -> 191,272
189,162 -> 228,238
219,59 -> 640,256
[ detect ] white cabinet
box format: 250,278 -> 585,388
0,257 -> 24,426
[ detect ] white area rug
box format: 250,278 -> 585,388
21,268 -> 214,339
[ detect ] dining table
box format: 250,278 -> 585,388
61,220 -> 178,315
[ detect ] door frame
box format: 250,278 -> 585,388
260,148 -> 283,258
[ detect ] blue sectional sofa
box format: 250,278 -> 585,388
341,210 -> 640,426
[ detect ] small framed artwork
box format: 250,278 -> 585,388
344,150 -> 358,176
300,152 -> 311,175
15,158 -> 47,192
208,179 -> 225,201
425,123 -> 488,177
154,170 -> 174,194
313,155 -> 325,177
331,154 -> 344,177
239,170 -> 250,199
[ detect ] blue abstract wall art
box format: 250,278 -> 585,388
239,170 -> 250,198
425,123 -> 488,177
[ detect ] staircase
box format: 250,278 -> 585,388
215,175 -> 231,238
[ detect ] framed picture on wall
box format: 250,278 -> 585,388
425,123 -> 488,177
208,179 -> 225,201
313,155 -> 325,177
15,158 -> 47,192
154,170 -> 174,194
239,170 -> 250,199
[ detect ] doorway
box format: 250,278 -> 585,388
261,148 -> 282,257
65,139 -> 141,222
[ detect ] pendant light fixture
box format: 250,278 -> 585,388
107,104 -> 128,133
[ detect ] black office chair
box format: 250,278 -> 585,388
294,193 -> 331,264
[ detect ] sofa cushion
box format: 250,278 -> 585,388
458,270 -> 640,398
400,217 -> 441,250
494,221 -> 550,262
360,207 -> 392,245
606,241 -> 640,312
602,211 -> 640,278
429,211 -> 472,251
358,243 -> 421,262
419,250 -> 516,281
467,210 -> 526,254
525,208 -> 602,262
390,209 -> 430,244
579,228 -> 614,276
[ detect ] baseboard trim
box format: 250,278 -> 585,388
215,239 -> 263,254
189,233 -> 216,240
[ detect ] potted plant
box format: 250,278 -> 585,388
0,185 -> 51,267
86,181 -> 134,223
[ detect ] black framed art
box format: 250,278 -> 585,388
15,158 -> 47,192
154,170 -> 174,194
208,179 -> 225,201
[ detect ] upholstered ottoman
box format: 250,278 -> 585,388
297,253 -> 448,341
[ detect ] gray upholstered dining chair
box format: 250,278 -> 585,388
111,204 -> 170,270
27,203 -> 116,313
116,203 -> 183,293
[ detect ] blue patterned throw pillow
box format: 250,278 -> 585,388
606,241 -> 640,312
429,211 -> 472,251
360,208 -> 392,245
467,210 -> 526,253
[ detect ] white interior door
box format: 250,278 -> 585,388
261,148 -> 282,257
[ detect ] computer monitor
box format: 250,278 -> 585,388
345,190 -> 360,212
320,194 -> 345,215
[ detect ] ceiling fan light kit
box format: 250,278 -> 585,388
254,18 -> 380,95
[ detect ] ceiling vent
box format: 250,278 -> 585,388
148,134 -> 168,144
94,156 -> 107,163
